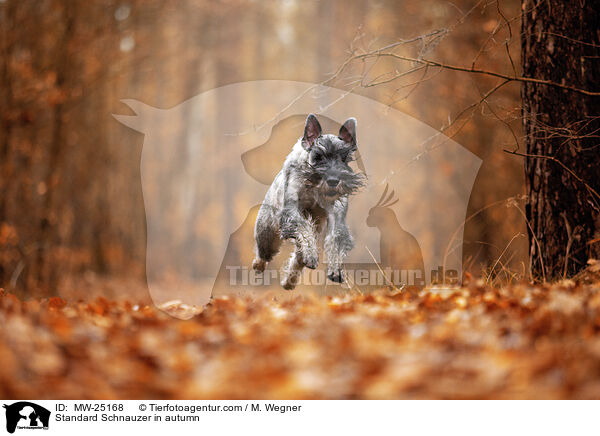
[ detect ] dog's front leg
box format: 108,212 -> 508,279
281,251 -> 304,290
325,200 -> 354,283
280,204 -> 319,269
280,205 -> 319,290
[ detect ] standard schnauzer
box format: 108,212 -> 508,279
252,113 -> 366,290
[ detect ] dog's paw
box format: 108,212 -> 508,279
302,252 -> 319,269
252,258 -> 266,273
281,279 -> 296,290
281,273 -> 299,290
327,268 -> 345,283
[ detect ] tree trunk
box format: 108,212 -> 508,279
521,0 -> 600,280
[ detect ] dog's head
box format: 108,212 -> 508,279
299,114 -> 366,200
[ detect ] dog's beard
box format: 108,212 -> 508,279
300,166 -> 366,199
338,171 -> 367,195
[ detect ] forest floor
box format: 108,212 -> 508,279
2,264 -> 600,399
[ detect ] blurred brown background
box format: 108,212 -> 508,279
0,0 -> 527,298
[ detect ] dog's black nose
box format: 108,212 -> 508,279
326,178 -> 340,187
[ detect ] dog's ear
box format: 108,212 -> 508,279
302,113 -> 322,149
339,117 -> 357,147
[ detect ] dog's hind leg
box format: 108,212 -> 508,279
281,216 -> 322,289
253,205 -> 282,272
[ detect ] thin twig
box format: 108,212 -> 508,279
485,233 -> 524,285
351,52 -> 600,96
364,246 -> 403,292
504,149 -> 600,201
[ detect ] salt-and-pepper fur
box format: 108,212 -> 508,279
252,114 -> 366,289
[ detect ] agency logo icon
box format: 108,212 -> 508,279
3,402 -> 50,434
